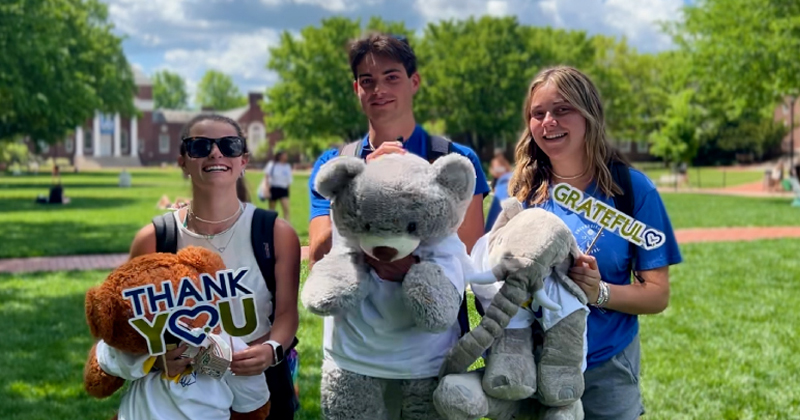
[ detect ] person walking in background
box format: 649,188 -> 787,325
261,151 -> 293,223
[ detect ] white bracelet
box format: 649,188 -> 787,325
593,281 -> 610,307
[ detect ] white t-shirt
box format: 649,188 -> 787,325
265,161 -> 292,189
469,234 -> 589,371
96,333 -> 269,420
322,228 -> 474,379
173,203 -> 273,343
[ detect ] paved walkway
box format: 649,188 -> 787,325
3,227 -> 799,274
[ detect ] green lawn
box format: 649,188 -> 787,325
2,167 -> 798,258
0,169 -> 311,259
2,240 -> 798,419
639,166 -> 764,189
662,193 -> 800,229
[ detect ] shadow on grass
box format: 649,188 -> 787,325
0,197 -> 138,214
0,183 -> 164,191
0,220 -> 141,258
1,275 -> 120,420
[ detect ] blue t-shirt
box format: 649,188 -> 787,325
527,168 -> 682,369
485,172 -> 512,233
308,125 -> 491,221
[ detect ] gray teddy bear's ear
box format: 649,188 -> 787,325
432,154 -> 476,202
315,156 -> 366,200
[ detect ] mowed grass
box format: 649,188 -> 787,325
3,240 -> 799,419
639,166 -> 764,189
3,167 -> 798,258
0,168 -> 311,258
661,193 -> 800,229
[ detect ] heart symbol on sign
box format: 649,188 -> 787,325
166,304 -> 220,346
643,229 -> 665,250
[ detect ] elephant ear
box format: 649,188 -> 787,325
552,240 -> 589,305
489,198 -> 524,234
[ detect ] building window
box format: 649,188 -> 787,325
159,134 -> 170,154
121,129 -> 129,153
248,122 -> 266,151
37,140 -> 49,154
84,130 -> 93,151
65,137 -> 74,153
637,139 -> 650,153
617,140 -> 631,153
139,139 -> 145,153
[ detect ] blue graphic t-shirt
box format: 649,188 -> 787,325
527,167 -> 682,369
308,125 -> 491,221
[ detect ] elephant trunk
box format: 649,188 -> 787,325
439,276 -> 529,377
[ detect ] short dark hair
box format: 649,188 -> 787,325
348,32 -> 417,80
178,114 -> 248,156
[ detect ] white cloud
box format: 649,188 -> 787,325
259,0 -> 381,12
535,0 -> 683,52
486,1 -> 511,17
160,29 -> 282,105
414,0 -> 501,22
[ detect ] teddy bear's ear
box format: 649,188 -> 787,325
177,246 -> 226,274
431,154 -> 475,203
315,156 -> 365,200
85,286 -> 116,339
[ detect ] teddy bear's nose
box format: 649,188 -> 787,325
372,246 -> 398,262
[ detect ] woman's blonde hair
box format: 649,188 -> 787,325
509,66 -> 627,206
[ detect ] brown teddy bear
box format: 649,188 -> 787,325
83,246 -> 272,420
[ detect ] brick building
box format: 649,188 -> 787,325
41,67 -> 282,169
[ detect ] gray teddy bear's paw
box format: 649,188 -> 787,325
536,365 -> 584,407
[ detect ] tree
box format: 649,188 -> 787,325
153,70 -> 188,109
0,0 -> 136,144
648,89 -> 706,164
265,16 -> 414,150
195,70 -> 247,111
670,0 -> 800,111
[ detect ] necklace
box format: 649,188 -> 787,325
551,167 -> 588,180
203,221 -> 238,254
188,201 -> 243,225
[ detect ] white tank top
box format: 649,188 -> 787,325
173,203 -> 273,343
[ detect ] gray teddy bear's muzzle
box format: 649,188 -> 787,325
359,235 -> 421,262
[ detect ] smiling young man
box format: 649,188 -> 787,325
307,33 -> 490,275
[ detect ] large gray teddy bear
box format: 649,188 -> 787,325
301,152 -> 486,420
434,200 -> 589,420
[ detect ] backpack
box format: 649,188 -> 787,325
339,132 -> 454,163
608,160 -> 641,283
338,133 -> 474,337
151,208 -> 299,349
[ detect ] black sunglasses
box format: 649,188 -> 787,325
181,136 -> 246,158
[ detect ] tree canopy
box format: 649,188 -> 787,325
0,0 -> 136,144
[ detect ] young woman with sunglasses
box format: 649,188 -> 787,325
120,114 -> 301,419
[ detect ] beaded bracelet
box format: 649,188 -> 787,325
592,281 -> 610,307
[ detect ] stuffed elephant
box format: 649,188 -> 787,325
434,200 -> 589,420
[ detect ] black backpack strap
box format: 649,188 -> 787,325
608,161 -> 640,282
426,134 -> 453,163
609,161 -> 634,217
339,140 -> 362,158
152,213 -> 178,253
251,208 -> 299,350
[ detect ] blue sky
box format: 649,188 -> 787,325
103,0 -> 688,106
